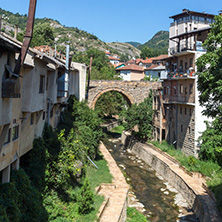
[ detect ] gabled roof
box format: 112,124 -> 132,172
116,64 -> 144,72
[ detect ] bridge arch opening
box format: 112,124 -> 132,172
91,88 -> 135,111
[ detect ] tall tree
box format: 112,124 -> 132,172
196,14 -> 222,166
30,23 -> 55,47
196,14 -> 222,118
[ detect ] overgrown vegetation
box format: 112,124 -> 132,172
126,207 -> 149,222
0,96 -> 112,221
73,48 -> 120,80
119,90 -> 153,141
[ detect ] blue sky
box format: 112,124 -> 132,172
0,0 -> 221,43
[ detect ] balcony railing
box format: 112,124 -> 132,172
170,19 -> 214,27
170,42 -> 206,55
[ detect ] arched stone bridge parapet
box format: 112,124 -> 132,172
88,80 -> 161,109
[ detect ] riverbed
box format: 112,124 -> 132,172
103,137 -> 199,222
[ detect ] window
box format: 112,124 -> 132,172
39,76 -> 45,93
185,62 -> 188,71
163,87 -> 166,95
185,87 -> 188,95
43,111 -> 45,120
167,87 -> 170,95
174,87 -> 177,95
185,108 -> 187,115
46,76 -> 49,91
30,113 -> 34,125
180,107 -> 182,114
158,72 -> 161,78
4,128 -> 11,145
181,124 -> 183,132
189,84 -> 193,94
180,60 -> 183,70
189,58 -> 193,67
12,125 -> 19,141
50,107 -> 53,118
180,84 -> 184,94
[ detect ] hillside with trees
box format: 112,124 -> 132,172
0,7 -> 140,59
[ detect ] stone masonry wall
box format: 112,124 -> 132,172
88,80 -> 161,108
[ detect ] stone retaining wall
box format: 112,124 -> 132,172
121,131 -> 222,222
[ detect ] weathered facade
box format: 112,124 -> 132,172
154,9 -> 213,156
0,32 -> 86,183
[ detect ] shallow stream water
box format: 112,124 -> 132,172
103,137 -> 199,222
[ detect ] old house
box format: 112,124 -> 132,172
0,32 -> 86,183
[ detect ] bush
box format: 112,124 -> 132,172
77,178 -> 94,214
11,169 -> 48,222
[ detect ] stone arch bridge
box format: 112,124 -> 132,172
88,80 -> 161,109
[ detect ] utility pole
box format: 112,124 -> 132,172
14,0 -> 37,75
86,56 -> 93,100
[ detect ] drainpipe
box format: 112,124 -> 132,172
14,0 -> 37,75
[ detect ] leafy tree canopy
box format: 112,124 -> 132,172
73,48 -> 119,80
30,23 -> 55,47
119,90 -> 153,141
196,14 -> 222,118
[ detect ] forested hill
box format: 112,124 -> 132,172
138,31 -> 169,54
0,7 -> 140,58
127,31 -> 169,55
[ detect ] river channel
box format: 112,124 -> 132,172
103,136 -> 199,222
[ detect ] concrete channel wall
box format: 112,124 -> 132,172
121,131 -> 222,222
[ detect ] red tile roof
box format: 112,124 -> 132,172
34,45 -> 66,59
109,56 -> 120,61
116,64 -> 144,72
153,54 -> 169,60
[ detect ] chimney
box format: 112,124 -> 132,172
182,8 -> 189,13
14,24 -> 18,39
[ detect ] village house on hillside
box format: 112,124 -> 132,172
0,32 -> 86,183
116,55 -> 169,81
153,9 -> 215,156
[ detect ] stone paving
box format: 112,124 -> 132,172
97,142 -> 129,222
